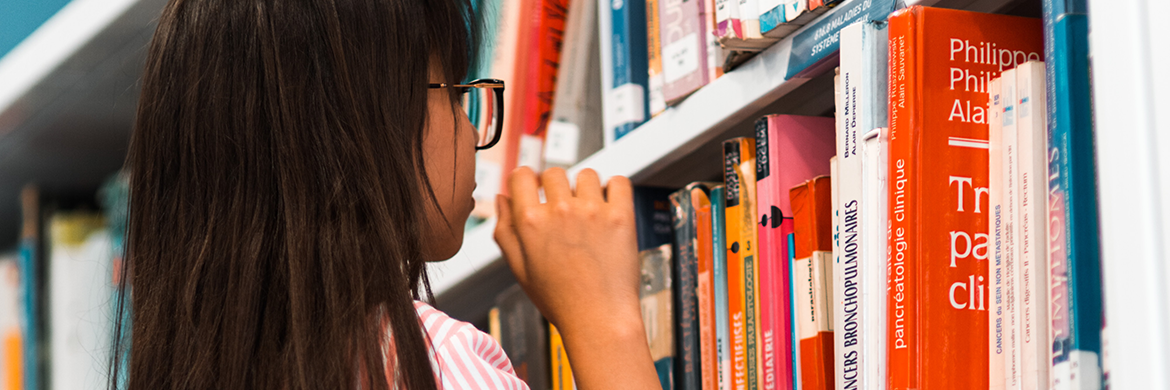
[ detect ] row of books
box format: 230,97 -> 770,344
485,3 -> 1103,390
467,0 -> 844,223
0,177 -> 129,390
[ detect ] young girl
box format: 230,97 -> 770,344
116,0 -> 661,388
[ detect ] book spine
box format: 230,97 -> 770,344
758,0 -> 784,35
714,0 -> 742,39
647,0 -> 667,116
694,188 -> 719,390
550,324 -> 577,390
660,0 -> 708,104
755,119 -> 785,390
835,22 -> 865,390
861,128 -> 888,390
712,186 -> 734,390
672,188 -> 702,390
640,245 -> 677,390
988,76 -> 1007,390
885,9 -> 918,389
545,0 -> 600,169
1015,60 -> 1049,390
520,0 -> 570,168
724,139 -> 749,390
1041,1 -> 1103,388
601,0 -> 650,144
1003,67 -> 1022,390
791,178 -> 836,390
703,0 -> 724,81
734,138 -> 761,390
738,0 -> 763,39
785,227 -> 801,390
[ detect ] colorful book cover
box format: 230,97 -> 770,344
635,187 -> 678,251
885,7 -> 1041,389
723,138 -> 751,390
1015,60 -> 1049,390
693,186 -> 720,390
987,75 -> 1007,390
835,20 -> 889,390
728,137 -> 762,390
712,186 -> 734,390
860,128 -> 889,390
660,0 -> 712,105
647,0 -> 667,116
671,185 -> 705,390
599,0 -> 651,144
496,284 -> 550,389
1041,1 -> 1102,388
640,244 -> 676,390
1002,66 -> 1022,390
790,177 -> 836,390
550,324 -> 577,390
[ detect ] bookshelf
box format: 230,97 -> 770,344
429,0 -> 1031,320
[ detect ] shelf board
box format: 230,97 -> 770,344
430,0 -> 1027,300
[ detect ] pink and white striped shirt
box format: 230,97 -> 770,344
412,301 -> 531,390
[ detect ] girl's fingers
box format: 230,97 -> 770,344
540,168 -> 572,202
493,194 -> 527,284
574,169 -> 603,200
603,175 -> 634,207
508,167 -> 541,208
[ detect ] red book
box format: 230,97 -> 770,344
789,177 -> 835,390
885,7 -> 1042,390
502,0 -> 571,173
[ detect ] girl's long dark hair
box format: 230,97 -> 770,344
112,0 -> 476,388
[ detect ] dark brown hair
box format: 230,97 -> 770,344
111,0 -> 476,388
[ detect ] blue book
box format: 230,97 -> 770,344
1042,0 -> 1103,388
598,0 -> 650,144
634,187 -> 677,251
711,186 -> 732,390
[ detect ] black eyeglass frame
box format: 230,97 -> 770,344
429,78 -> 505,150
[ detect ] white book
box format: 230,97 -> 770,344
833,21 -> 887,390
738,0 -> 763,38
1015,60 -> 1049,390
988,76 -> 1007,390
545,0 -> 602,169
1001,67 -> 1023,390
861,127 -> 887,390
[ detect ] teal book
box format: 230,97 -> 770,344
1042,0 -> 1103,388
711,186 -> 733,390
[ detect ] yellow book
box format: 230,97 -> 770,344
549,324 -> 576,390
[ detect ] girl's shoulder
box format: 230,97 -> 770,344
413,301 -> 531,390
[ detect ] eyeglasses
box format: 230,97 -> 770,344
429,79 -> 505,150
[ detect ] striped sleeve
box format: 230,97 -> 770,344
415,301 -> 531,390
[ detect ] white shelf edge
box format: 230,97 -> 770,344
0,0 -> 140,136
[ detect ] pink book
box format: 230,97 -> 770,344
660,0 -> 713,105
754,115 -> 836,390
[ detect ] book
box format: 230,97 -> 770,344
987,75 -> 1007,390
760,0 -> 829,40
1041,1 -> 1103,388
737,0 -> 777,47
1002,66 -> 1023,390
489,307 -> 502,343
17,186 -> 40,390
711,185 -> 734,390
503,0 -> 572,173
790,177 -> 836,390
885,7 -> 1042,389
703,0 -> 725,82
545,0 -> 604,169
472,0 -> 526,219
660,0 -> 713,105
640,244 -> 676,390
722,137 -> 754,390
497,284 -> 550,390
714,0 -> 743,43
1015,60 -> 1049,390
635,187 -> 678,251
48,212 -> 112,390
1,258 -> 22,390
835,20 -> 889,390
647,0 -> 667,116
756,114 -> 836,390
693,186 -> 720,390
860,127 -> 888,390
599,0 -> 651,144
670,184 -> 706,390
550,324 -> 577,390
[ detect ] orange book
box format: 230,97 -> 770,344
722,137 -> 759,389
885,7 -> 1042,390
790,177 -> 835,390
693,187 -> 718,390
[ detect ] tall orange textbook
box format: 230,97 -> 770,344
884,6 -> 1041,390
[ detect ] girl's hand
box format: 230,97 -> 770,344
493,167 -> 660,390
